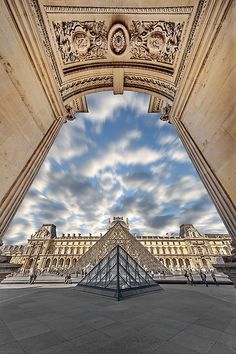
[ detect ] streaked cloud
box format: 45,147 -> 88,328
3,91 -> 227,244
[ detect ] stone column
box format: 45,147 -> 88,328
172,117 -> 236,245
0,116 -> 64,237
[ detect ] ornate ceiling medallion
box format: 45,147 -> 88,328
108,24 -> 129,57
72,31 -> 90,54
147,31 -> 165,55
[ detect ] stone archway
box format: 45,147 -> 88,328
0,0 -> 235,244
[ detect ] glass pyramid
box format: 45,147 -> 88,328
76,245 -> 162,300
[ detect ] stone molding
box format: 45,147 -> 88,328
124,75 -> 176,101
45,6 -> 193,15
61,76 -> 113,100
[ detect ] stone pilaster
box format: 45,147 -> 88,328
172,117 -> 236,244
0,116 -> 64,237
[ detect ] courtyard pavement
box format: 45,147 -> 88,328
0,283 -> 235,354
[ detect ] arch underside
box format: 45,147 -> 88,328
29,0 -> 200,119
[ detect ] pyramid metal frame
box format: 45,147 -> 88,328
76,245 -> 162,300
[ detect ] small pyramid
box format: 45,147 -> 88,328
76,245 -> 162,300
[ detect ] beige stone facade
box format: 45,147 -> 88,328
2,222 -> 232,273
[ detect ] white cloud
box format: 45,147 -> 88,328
3,92 -> 228,244
81,91 -> 149,128
78,133 -> 161,177
169,149 -> 190,163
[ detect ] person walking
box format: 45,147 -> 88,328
184,270 -> 190,285
200,270 -> 208,287
211,270 -> 218,285
29,269 -> 35,284
29,273 -> 34,285
32,272 -> 37,284
189,271 -> 195,286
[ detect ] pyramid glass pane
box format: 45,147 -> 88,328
76,245 -> 162,300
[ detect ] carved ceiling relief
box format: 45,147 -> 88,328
53,20 -> 108,63
53,20 -> 184,65
130,21 -> 184,64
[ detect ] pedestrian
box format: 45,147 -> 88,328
200,271 -> 208,287
29,273 -> 34,284
29,269 -> 35,284
184,270 -> 190,285
189,271 -> 195,286
67,274 -> 72,284
64,274 -> 68,284
33,272 -> 37,284
211,270 -> 218,285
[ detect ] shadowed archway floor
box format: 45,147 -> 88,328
0,284 -> 235,354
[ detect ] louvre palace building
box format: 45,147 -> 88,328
2,218 -> 232,273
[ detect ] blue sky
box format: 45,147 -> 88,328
4,91 -> 227,244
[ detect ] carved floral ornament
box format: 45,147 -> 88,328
53,20 -> 108,63
130,21 -> 184,64
53,20 -> 184,65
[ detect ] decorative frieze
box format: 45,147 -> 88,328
124,75 -> 176,100
60,76 -> 113,100
45,6 -> 193,15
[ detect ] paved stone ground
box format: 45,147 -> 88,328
0,283 -> 235,354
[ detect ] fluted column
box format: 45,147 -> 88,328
172,117 -> 236,244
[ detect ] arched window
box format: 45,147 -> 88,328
72,258 -> 77,266
185,259 -> 190,267
179,259 -> 184,268
166,259 -> 171,267
66,259 -> 70,267
59,258 -> 64,267
52,258 -> 57,266
45,258 -> 50,268
172,259 -> 177,267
